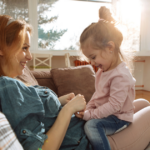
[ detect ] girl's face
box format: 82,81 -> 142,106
1,31 -> 32,78
82,43 -> 117,72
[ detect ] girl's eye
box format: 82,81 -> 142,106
91,56 -> 96,60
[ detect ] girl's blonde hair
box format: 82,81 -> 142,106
80,6 -> 135,74
0,15 -> 32,76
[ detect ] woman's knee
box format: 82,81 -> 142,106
134,99 -> 150,113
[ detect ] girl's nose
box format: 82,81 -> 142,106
91,60 -> 95,66
26,51 -> 32,61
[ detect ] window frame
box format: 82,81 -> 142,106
28,0 -> 149,56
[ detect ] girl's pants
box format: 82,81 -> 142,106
84,115 -> 130,150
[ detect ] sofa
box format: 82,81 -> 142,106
15,65 -> 150,150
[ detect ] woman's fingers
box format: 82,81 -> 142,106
65,93 -> 75,101
66,94 -> 86,114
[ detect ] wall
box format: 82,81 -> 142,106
27,55 -> 150,91
143,57 -> 150,91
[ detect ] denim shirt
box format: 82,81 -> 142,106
0,76 -> 92,150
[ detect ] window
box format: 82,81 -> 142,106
0,0 -> 143,54
36,0 -> 141,52
38,0 -> 111,50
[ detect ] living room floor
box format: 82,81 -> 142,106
136,90 -> 150,102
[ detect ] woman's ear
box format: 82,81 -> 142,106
107,41 -> 115,53
0,50 -> 4,56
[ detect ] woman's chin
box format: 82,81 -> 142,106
18,69 -> 25,76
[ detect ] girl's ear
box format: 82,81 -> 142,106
0,50 -> 4,56
107,41 -> 115,53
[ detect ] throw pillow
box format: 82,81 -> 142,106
51,65 -> 95,103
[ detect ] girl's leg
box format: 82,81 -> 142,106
84,115 -> 130,150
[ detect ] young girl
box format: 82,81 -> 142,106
75,6 -> 136,150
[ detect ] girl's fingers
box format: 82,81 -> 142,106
75,113 -> 83,119
79,112 -> 84,115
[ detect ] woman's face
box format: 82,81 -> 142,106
2,31 -> 32,78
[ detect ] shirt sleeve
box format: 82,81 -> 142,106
86,96 -> 96,110
83,75 -> 133,121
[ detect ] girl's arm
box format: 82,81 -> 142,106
42,94 -> 86,150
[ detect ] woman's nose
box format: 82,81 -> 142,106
26,51 -> 32,61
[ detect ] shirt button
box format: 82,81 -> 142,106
78,141 -> 80,144
22,130 -> 26,134
44,91 -> 47,94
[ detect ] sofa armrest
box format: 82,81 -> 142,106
31,70 -> 58,95
0,112 -> 24,150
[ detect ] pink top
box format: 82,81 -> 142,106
83,62 -> 136,122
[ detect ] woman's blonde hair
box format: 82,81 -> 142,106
80,6 -> 135,74
0,15 -> 32,76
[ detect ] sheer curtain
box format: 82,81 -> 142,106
112,0 -> 141,52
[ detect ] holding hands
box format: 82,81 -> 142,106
59,93 -> 86,117
75,110 -> 85,119
64,94 -> 86,115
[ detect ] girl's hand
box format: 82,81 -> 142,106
58,93 -> 75,106
75,111 -> 84,119
65,94 -> 86,114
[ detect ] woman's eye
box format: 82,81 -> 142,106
22,47 -> 28,51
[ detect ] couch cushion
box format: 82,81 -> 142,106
51,65 -> 95,103
16,66 -> 39,86
31,70 -> 57,94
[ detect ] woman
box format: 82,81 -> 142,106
0,15 -> 150,150
0,15 -> 91,150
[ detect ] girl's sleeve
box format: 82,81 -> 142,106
83,75 -> 134,121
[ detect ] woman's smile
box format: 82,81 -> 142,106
20,62 -> 27,68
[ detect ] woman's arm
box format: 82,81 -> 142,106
42,94 -> 86,150
42,106 -> 73,150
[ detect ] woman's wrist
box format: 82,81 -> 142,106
63,103 -> 75,115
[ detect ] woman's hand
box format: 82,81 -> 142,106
65,94 -> 86,114
58,93 -> 75,106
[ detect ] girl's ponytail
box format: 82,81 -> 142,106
99,6 -> 116,25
